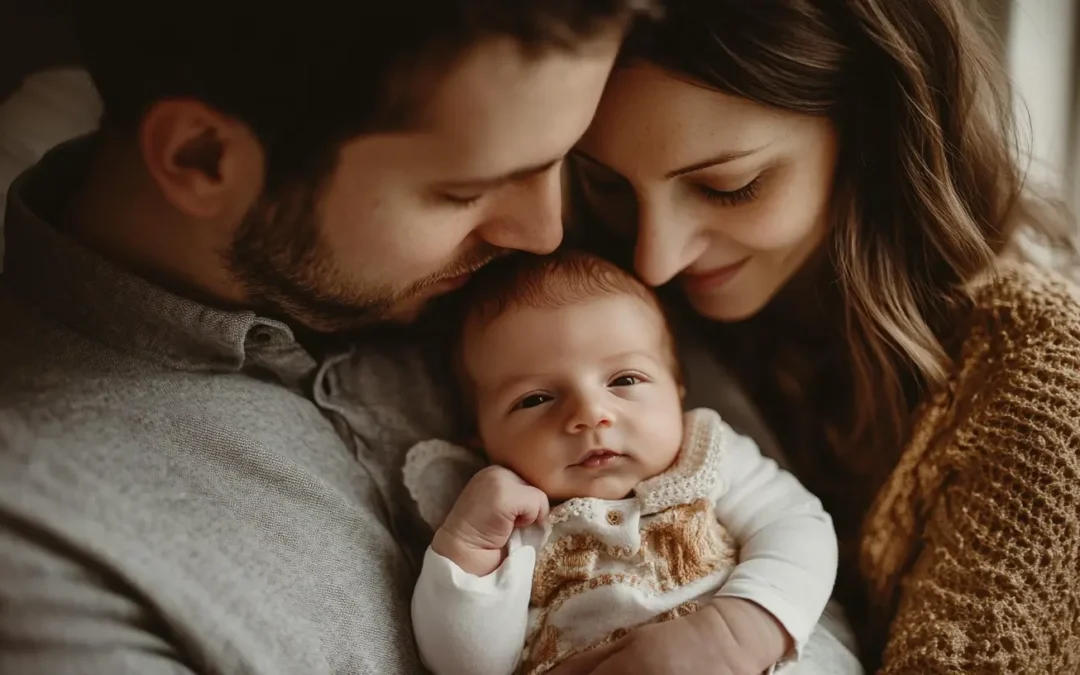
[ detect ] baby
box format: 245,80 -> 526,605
403,250 -> 863,675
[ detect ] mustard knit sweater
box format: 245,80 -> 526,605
858,260 -> 1080,673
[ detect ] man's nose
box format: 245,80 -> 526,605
476,167 -> 564,255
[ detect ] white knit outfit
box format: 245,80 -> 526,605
406,409 -> 864,675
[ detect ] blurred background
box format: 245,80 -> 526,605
0,0 -> 1077,216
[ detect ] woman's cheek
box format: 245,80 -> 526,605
719,192 -> 822,253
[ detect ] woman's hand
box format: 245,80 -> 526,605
546,598 -> 789,675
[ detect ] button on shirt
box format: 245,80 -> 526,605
0,138 -> 456,675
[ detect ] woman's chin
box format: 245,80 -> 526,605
686,293 -> 767,323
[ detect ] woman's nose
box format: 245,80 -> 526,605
633,199 -> 704,287
565,393 -> 614,433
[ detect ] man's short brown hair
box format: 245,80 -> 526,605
75,1 -> 659,190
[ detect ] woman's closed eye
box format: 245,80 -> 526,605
695,174 -> 763,207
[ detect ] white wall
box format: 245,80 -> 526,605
1005,0 -> 1079,208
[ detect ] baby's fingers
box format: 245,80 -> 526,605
511,485 -> 551,528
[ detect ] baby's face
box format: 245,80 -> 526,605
463,294 -> 684,501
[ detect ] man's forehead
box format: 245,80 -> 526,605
412,31 -> 623,171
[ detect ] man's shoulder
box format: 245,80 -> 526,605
0,280 -> 148,387
0,284 -> 189,436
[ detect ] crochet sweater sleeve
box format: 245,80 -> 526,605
866,264 -> 1080,674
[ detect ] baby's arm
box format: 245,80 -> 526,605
412,546 -> 536,675
412,466 -> 548,675
712,427 -> 839,665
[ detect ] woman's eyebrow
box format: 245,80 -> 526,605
572,144 -> 770,179
664,143 -> 771,178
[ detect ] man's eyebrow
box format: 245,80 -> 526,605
572,145 -> 769,179
435,158 -> 562,191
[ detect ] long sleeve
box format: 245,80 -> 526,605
0,521 -> 197,675
859,263 -> 1080,674
412,545 -> 537,675
864,338 -> 1080,672
712,429 -> 839,655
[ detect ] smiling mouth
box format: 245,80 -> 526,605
681,257 -> 751,293
573,449 -> 624,469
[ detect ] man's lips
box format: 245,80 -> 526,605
573,449 -> 624,468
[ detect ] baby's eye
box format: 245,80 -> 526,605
609,374 -> 642,387
516,393 -> 554,410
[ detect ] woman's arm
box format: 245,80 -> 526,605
868,278 -> 1080,674
874,394 -> 1080,672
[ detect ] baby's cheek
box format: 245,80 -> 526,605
653,417 -> 685,469
486,435 -> 550,484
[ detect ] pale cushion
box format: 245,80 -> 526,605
0,67 -> 101,269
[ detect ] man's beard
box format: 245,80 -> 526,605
225,187 -> 502,334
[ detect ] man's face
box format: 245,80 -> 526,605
229,33 -> 623,331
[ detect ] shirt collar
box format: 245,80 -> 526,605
3,136 -> 309,376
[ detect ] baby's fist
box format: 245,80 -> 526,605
433,466 -> 549,576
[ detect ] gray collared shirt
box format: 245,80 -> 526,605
0,139 -> 791,675
0,138 -> 458,674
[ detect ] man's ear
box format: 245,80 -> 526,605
138,99 -> 262,218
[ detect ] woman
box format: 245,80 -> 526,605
568,0 -> 1080,673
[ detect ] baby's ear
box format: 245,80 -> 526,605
678,384 -> 687,400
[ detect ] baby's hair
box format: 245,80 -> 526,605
462,248 -> 664,325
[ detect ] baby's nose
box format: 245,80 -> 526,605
566,397 -> 613,432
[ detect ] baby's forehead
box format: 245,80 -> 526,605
466,290 -> 668,339
461,291 -> 677,376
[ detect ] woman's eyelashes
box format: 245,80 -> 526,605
578,165 -> 763,211
696,175 -> 762,206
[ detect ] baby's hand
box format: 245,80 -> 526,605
432,465 -> 549,576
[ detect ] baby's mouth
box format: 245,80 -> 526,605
573,449 -> 624,469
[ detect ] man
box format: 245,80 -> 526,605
0,2 -> 655,672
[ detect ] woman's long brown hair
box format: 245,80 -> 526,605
598,0 -> 1077,487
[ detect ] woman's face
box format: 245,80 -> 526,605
575,63 -> 840,321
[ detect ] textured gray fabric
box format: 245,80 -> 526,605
0,138 -> 456,674
0,137 -> 795,675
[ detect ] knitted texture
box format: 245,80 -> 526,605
860,261 -> 1080,674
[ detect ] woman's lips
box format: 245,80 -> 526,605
681,257 -> 750,293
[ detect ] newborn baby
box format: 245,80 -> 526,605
404,250 -> 863,675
